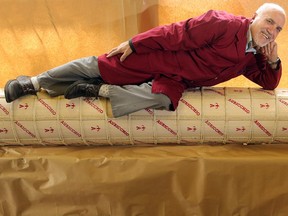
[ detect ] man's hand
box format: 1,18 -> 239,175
107,41 -> 133,62
260,41 -> 279,63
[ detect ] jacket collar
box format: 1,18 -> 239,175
235,18 -> 253,58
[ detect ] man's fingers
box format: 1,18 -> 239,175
120,53 -> 128,62
107,48 -> 119,58
106,41 -> 132,60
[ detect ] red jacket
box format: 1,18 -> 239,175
98,10 -> 282,110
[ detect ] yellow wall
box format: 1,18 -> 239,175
157,0 -> 288,88
0,0 -> 287,88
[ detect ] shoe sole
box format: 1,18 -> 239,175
4,79 -> 16,103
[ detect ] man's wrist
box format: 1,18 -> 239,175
267,57 -> 280,65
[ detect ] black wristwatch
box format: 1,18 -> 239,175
267,57 -> 280,65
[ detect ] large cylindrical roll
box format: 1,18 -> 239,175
0,87 -> 288,146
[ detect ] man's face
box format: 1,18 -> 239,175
250,8 -> 286,47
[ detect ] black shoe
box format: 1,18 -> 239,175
64,79 -> 104,99
4,76 -> 36,103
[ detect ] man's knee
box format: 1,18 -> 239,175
154,93 -> 171,110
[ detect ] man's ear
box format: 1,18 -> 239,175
251,13 -> 257,20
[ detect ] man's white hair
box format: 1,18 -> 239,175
256,3 -> 286,17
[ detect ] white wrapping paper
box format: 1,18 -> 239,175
1,87 -> 288,146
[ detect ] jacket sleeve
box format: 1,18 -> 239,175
130,10 -> 231,53
243,53 -> 282,90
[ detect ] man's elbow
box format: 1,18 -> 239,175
262,82 -> 279,90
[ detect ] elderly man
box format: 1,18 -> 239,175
4,3 -> 286,117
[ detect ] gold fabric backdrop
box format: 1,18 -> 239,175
1,1 -> 288,215
0,0 -> 287,88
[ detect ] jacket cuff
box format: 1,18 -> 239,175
129,39 -> 136,53
269,58 -> 281,71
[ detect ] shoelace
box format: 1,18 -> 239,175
22,83 -> 36,95
86,85 -> 97,98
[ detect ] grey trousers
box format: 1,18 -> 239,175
37,56 -> 171,117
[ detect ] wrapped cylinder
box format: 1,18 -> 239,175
0,87 -> 288,146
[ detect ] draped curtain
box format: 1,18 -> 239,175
0,0 -> 287,88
